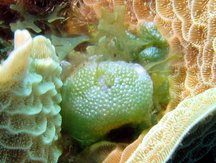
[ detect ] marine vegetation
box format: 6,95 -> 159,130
0,0 -> 68,35
0,0 -> 216,163
60,6 -> 170,148
61,61 -> 153,146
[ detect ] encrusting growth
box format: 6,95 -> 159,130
0,30 -> 62,162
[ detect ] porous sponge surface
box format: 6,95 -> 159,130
0,36 -> 63,162
61,61 -> 153,145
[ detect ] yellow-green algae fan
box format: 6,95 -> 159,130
122,87 -> 216,163
0,30 -> 62,162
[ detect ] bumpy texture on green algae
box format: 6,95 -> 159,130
61,60 -> 153,145
0,30 -> 62,162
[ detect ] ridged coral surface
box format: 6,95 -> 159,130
153,0 -> 216,110
0,30 -> 62,162
125,87 -> 216,163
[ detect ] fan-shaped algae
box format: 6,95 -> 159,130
0,30 -> 62,162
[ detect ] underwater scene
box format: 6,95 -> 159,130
0,0 -> 215,162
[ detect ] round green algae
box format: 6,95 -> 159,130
61,61 -> 153,145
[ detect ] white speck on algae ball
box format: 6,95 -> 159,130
61,61 -> 153,145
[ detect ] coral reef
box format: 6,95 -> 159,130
71,1 -> 216,162
61,61 -> 153,145
0,30 -> 62,162
0,0 -> 216,162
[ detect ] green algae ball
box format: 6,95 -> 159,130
61,61 -> 153,145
